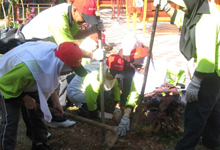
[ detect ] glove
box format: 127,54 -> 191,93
113,107 -> 122,123
186,76 -> 202,102
98,112 -> 113,119
92,48 -> 105,61
153,0 -> 171,12
118,115 -> 130,136
88,20 -> 104,34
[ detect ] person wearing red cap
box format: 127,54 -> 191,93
0,41 -> 87,150
17,0 -> 105,130
20,0 -> 104,60
66,54 -> 124,119
118,47 -> 166,136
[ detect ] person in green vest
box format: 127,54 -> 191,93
67,54 -> 124,119
0,41 -> 87,150
153,0 -> 220,149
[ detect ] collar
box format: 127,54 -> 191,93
68,5 -> 73,27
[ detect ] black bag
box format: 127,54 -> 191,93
0,39 -> 22,54
0,25 -> 26,54
0,27 -> 18,42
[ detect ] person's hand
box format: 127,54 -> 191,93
118,115 -> 130,136
98,112 -> 113,119
153,0 -> 171,12
88,20 -> 104,34
22,95 -> 37,110
92,48 -> 105,61
186,76 -> 202,102
53,101 -> 64,117
113,107 -> 122,123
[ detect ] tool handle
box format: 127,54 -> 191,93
132,4 -> 160,127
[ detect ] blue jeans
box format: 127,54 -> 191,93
175,73 -> 220,150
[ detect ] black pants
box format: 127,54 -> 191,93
120,66 -> 135,108
0,91 -> 47,150
175,73 -> 220,150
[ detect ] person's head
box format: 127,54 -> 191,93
72,0 -> 98,25
121,34 -> 142,56
54,42 -> 87,77
106,54 -> 124,80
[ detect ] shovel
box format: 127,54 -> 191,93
48,106 -> 118,150
132,3 -> 160,127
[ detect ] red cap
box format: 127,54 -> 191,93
74,0 -> 98,25
89,32 -> 105,43
130,46 -> 149,64
106,54 -> 124,77
54,42 -> 87,77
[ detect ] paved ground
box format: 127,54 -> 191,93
99,7 -> 188,72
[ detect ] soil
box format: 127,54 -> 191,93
15,101 -> 184,150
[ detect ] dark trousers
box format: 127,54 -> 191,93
175,73 -> 220,150
120,66 -> 135,108
20,92 -> 48,144
0,91 -> 47,150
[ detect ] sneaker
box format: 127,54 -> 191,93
47,119 -> 76,128
47,132 -> 51,140
32,142 -> 52,150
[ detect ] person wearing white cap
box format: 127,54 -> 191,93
0,41 -> 87,150
153,0 -> 220,149
118,46 -> 166,136
117,34 -> 144,110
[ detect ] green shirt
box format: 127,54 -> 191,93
0,63 -> 36,99
172,2 -> 220,77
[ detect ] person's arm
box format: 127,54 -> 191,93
0,63 -> 36,109
110,79 -> 121,103
50,90 -> 64,117
73,29 -> 90,39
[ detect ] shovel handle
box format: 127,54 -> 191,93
132,3 -> 160,127
48,105 -> 117,133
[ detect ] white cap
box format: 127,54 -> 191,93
121,34 -> 142,56
170,0 -> 186,8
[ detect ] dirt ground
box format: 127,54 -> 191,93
14,102 -> 184,150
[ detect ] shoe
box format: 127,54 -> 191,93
47,132 -> 51,140
47,119 -> 76,128
32,142 -> 52,150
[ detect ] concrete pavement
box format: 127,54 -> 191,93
99,7 -> 188,72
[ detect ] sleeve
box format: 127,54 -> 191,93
194,14 -> 217,77
110,79 -> 120,102
84,73 -> 100,111
0,63 -> 36,99
126,81 -> 139,109
172,9 -> 185,28
48,14 -> 80,45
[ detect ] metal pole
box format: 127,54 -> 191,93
132,3 -> 160,127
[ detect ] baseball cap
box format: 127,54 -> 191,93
121,34 -> 142,56
170,0 -> 186,8
74,0 -> 98,25
89,32 -> 107,47
54,42 -> 87,77
130,46 -> 149,64
106,54 -> 124,77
